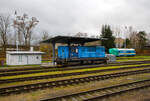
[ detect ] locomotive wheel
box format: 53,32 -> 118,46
80,60 -> 84,65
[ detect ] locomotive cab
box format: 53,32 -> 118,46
57,46 -> 79,59
56,45 -> 107,65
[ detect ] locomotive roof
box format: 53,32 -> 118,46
116,48 -> 135,51
42,36 -> 101,44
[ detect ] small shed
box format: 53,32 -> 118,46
6,51 -> 44,65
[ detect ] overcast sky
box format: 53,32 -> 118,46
0,0 -> 150,36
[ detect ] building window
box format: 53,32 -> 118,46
36,56 -> 39,59
88,47 -> 96,52
19,55 -> 22,62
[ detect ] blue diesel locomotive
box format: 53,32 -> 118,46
109,48 -> 136,57
56,46 -> 107,65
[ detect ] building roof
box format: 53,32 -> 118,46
42,36 -> 101,44
7,51 -> 45,55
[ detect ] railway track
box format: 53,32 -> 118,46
0,60 -> 149,73
0,60 -> 150,77
1,65 -> 150,84
1,68 -> 150,96
40,79 -> 150,101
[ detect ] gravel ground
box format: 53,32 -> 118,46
107,88 -> 150,101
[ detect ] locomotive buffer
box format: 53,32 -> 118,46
42,36 -> 107,65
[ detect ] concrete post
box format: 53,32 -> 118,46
81,43 -> 84,46
52,42 -> 55,65
68,43 -> 70,58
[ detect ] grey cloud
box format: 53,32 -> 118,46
0,0 -> 150,36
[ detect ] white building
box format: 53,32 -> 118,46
6,51 -> 44,65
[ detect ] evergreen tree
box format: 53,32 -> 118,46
122,38 -> 131,48
100,25 -> 115,52
125,38 -> 130,48
137,31 -> 147,49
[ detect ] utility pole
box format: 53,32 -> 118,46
124,26 -> 127,48
14,11 -> 19,51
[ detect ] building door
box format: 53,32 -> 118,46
70,46 -> 78,58
26,55 -> 28,64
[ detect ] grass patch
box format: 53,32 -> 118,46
117,55 -> 150,60
116,55 -> 150,62
117,59 -> 150,62
0,67 -> 57,74
0,64 -> 42,69
1,63 -> 150,80
42,60 -> 51,63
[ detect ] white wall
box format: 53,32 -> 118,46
28,55 -> 42,65
6,54 -> 9,65
7,54 -> 42,65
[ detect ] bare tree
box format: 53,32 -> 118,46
0,14 -> 11,51
74,32 -> 88,37
13,13 -> 39,46
7,33 -> 16,45
137,31 -> 147,49
42,30 -> 49,40
115,26 -> 122,48
90,35 -> 96,38
146,33 -> 150,46
129,31 -> 138,48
